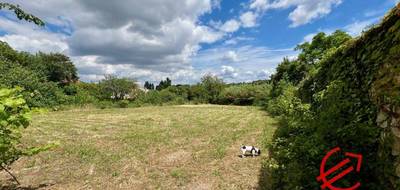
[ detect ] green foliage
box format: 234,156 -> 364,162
0,3 -> 45,26
271,58 -> 310,85
0,41 -> 82,108
156,78 -> 172,91
199,74 -> 225,104
0,88 -> 51,175
35,53 -> 78,84
296,30 -> 351,65
135,90 -> 163,106
0,88 -> 30,166
98,75 -> 138,100
118,100 -> 129,108
0,59 -> 65,107
61,84 -> 97,106
266,81 -> 299,116
271,31 -> 352,86
266,7 -> 400,189
144,81 -> 155,90
218,83 -> 272,105
188,84 -> 209,104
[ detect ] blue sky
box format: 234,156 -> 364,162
0,0 -> 398,85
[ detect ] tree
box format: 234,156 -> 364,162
156,77 -> 172,91
271,30 -> 352,86
296,30 -> 351,65
144,81 -> 154,90
270,57 -> 309,85
200,74 -> 225,103
36,53 -> 78,85
99,75 -> 138,100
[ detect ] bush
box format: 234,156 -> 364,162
188,85 -> 209,103
96,101 -> 112,109
218,83 -> 272,106
266,81 -> 297,116
135,90 -> 162,105
118,100 -> 129,108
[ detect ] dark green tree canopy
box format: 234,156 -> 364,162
296,30 -> 352,65
144,81 -> 155,90
36,53 -> 79,84
271,30 -> 352,85
156,78 -> 172,91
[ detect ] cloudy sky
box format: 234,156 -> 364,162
0,0 -> 398,85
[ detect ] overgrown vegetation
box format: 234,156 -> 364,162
1,2 -> 399,189
262,5 -> 400,189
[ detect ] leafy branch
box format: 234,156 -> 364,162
0,2 -> 45,26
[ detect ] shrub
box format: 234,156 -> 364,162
118,100 -> 129,108
188,84 -> 209,103
218,83 -> 272,106
266,81 -> 297,116
0,88 -> 31,167
0,88 -> 51,183
96,101 -> 112,109
135,90 -> 162,105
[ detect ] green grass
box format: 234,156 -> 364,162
0,105 -> 277,189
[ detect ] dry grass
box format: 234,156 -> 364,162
0,105 -> 277,190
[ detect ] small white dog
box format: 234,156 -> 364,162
240,145 -> 261,157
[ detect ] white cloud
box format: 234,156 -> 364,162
0,16 -> 68,53
288,0 -> 342,27
219,19 -> 241,33
250,0 -> 268,11
220,65 -> 238,78
249,0 -> 343,27
344,18 -> 378,36
302,16 -> 380,43
224,36 -> 254,45
240,11 -> 258,28
191,45 -> 297,83
222,51 -> 239,62
0,34 -> 68,53
0,0 -> 303,84
1,0 -> 227,83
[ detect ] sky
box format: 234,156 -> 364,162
0,0 -> 399,85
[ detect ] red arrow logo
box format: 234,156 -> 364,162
316,147 -> 363,190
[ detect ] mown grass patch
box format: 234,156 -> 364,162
0,105 -> 277,189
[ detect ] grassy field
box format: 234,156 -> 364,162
0,105 -> 277,189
